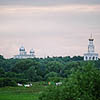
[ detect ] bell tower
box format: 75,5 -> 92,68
84,34 -> 98,61
88,34 -> 95,53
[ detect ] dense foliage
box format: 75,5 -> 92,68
39,63 -> 100,100
0,55 -> 100,87
0,55 -> 84,82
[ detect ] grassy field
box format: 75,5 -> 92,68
0,82 -> 47,100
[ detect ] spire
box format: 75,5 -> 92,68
90,33 -> 92,39
89,34 -> 94,41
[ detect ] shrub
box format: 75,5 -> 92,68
0,78 -> 17,87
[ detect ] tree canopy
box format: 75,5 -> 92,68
39,63 -> 100,100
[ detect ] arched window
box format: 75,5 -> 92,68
93,56 -> 95,60
85,56 -> 88,60
96,57 -> 98,60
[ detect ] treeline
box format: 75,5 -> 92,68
0,55 -> 100,87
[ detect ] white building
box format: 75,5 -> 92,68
84,35 -> 99,61
14,46 -> 35,59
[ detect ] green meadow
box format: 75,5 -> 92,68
0,82 -> 46,100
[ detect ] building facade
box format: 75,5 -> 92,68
84,35 -> 99,61
14,46 -> 35,59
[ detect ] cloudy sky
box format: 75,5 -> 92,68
0,0 -> 100,58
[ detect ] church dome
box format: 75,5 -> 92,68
19,46 -> 25,51
30,49 -> 34,53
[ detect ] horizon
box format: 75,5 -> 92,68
0,0 -> 100,58
1,35 -> 99,59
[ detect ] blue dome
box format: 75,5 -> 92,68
30,49 -> 34,53
19,46 -> 25,51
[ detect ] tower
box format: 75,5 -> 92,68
88,34 -> 94,53
19,46 -> 26,55
84,34 -> 98,61
30,49 -> 35,56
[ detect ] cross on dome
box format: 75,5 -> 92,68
89,34 -> 94,41
91,33 -> 92,38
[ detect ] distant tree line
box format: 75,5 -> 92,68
0,55 -> 100,87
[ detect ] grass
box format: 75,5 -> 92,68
0,93 -> 38,100
0,82 -> 47,100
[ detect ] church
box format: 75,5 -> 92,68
13,46 -> 35,59
84,35 -> 99,61
13,35 -> 99,60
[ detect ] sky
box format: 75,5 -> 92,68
0,0 -> 100,58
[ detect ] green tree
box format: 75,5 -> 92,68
46,61 -> 63,73
0,68 -> 5,77
0,78 -> 17,87
45,72 -> 59,80
11,59 -> 35,73
5,72 -> 16,78
39,63 -> 100,100
0,55 -> 4,60
25,66 -> 42,82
